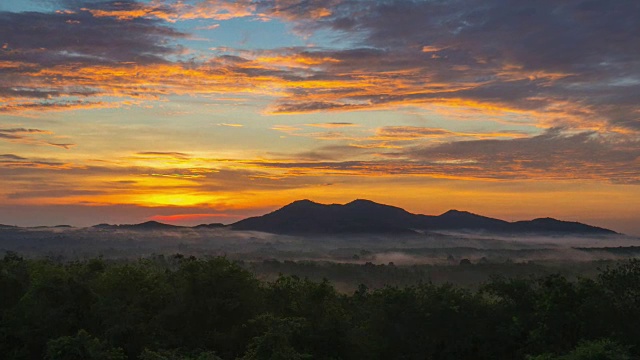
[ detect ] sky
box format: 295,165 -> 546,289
0,0 -> 639,234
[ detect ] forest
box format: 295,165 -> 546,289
1,252 -> 639,360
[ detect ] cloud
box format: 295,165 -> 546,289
79,1 -> 178,22
49,0 -> 258,22
0,154 -> 27,161
403,128 -> 640,183
0,101 -> 122,114
217,123 -> 244,127
47,142 -> 75,149
0,151 -> 349,207
245,0 -> 640,133
1,0 -> 639,156
0,128 -> 52,137
305,122 -> 357,128
173,0 -> 257,21
270,124 -> 355,142
196,24 -> 220,30
0,128 -> 75,149
374,126 -> 528,141
0,2 -> 189,112
235,128 -> 640,183
0,155 -> 74,170
136,151 -> 192,159
269,144 -> 373,161
4,0 -> 640,133
6,189 -> 107,200
0,7 -> 185,66
375,127 -> 456,140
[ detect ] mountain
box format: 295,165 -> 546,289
420,210 -> 512,231
193,223 -> 227,229
510,218 -> 615,234
91,221 -> 183,230
230,199 -> 618,235
231,199 -> 418,234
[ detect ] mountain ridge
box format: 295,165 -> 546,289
0,200 -> 618,235
91,221 -> 184,230
230,199 -> 617,235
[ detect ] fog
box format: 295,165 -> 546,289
1,226 -> 639,265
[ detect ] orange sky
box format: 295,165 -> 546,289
0,0 -> 639,234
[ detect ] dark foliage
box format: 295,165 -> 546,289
1,252 -> 639,359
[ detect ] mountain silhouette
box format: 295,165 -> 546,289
91,221 -> 183,230
421,210 -> 512,231
193,223 -> 226,229
231,199 -> 617,235
231,199 -> 417,234
510,218 -> 614,233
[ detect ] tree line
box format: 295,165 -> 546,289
1,252 -> 638,359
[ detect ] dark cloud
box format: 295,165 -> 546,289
0,154 -> 27,160
404,128 -> 640,183
47,142 -> 75,149
260,0 -> 640,131
244,128 -> 640,183
2,0 -> 640,135
0,5 -> 185,67
0,1 -> 186,108
273,101 -> 363,113
0,156 -> 71,169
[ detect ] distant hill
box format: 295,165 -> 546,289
231,199 -> 618,235
510,218 -> 615,234
2,201 -> 617,235
193,223 -> 227,229
91,221 -> 184,230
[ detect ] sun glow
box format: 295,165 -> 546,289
132,193 -> 223,207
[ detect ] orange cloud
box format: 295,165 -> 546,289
82,4 -> 176,22
306,122 -> 357,129
373,126 -> 529,141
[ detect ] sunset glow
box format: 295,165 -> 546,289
1,0 -> 639,234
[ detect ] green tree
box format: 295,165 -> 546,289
241,314 -> 311,360
138,348 -> 222,360
45,330 -> 126,360
157,257 -> 264,359
528,339 -> 631,360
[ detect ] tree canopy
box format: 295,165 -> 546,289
1,252 -> 639,360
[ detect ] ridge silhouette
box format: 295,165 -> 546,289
230,199 -> 617,235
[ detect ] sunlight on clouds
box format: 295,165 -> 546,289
1,0 -> 639,233
132,193 -> 223,207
